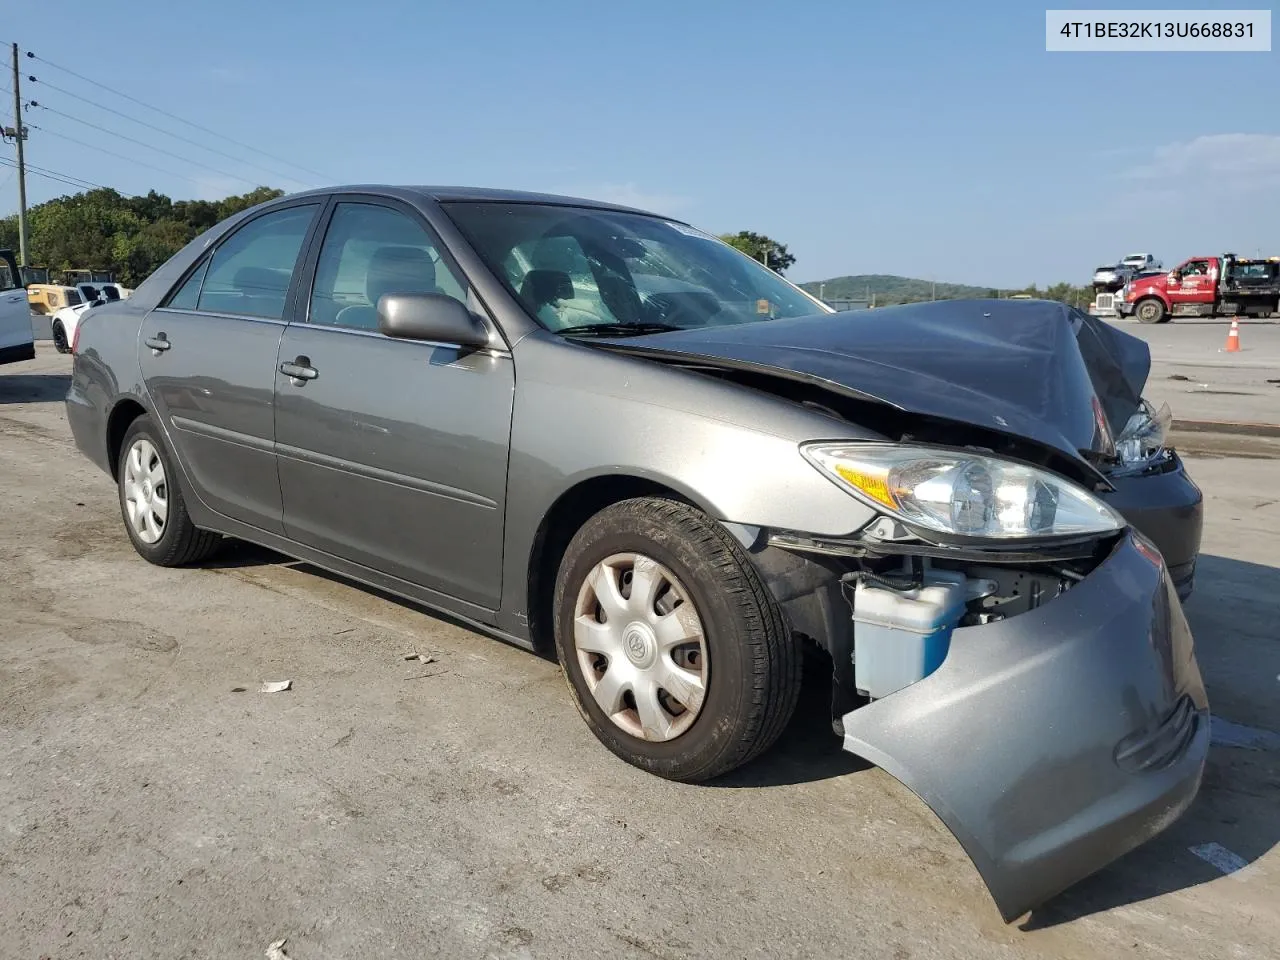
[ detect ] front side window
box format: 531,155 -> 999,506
1181,260 -> 1209,277
442,201 -> 830,334
309,203 -> 467,330
195,204 -> 318,319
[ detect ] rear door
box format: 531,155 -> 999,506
139,201 -> 323,533
274,197 -> 514,610
0,250 -> 35,365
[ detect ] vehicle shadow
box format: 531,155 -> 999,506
1023,552 -> 1280,927
203,539 -> 294,570
706,652 -> 871,788
0,373 -> 71,404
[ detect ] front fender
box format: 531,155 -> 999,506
498,334 -> 883,634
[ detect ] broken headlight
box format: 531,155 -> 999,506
801,442 -> 1124,540
1114,399 -> 1171,470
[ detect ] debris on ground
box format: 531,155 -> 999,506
265,939 -> 292,960
260,680 -> 293,694
404,652 -> 437,664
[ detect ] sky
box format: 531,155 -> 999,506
4,0 -> 1278,287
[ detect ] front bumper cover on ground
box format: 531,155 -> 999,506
840,532 -> 1209,922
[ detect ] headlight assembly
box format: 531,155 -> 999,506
801,442 -> 1124,540
1114,399 -> 1171,470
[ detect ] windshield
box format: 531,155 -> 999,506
442,202 -> 831,333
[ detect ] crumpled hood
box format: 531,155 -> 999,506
597,298 -> 1151,467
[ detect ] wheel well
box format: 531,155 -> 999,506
106,399 -> 147,479
526,475 -> 690,652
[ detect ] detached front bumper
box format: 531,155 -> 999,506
840,532 -> 1209,922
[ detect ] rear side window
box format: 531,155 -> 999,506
167,259 -> 210,310
195,205 -> 317,319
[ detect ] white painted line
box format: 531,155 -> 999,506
1188,842 -> 1249,876
1210,716 -> 1280,751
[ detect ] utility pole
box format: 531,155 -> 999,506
10,43 -> 28,268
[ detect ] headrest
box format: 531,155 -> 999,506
366,246 -> 437,304
233,266 -> 290,296
521,269 -> 574,306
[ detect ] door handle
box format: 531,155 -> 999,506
145,333 -> 171,354
280,356 -> 318,383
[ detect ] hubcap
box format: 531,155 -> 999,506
573,553 -> 708,742
122,438 -> 169,544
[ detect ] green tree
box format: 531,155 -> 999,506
0,184 -> 286,286
718,231 -> 796,274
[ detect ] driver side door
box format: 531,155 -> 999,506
275,198 -> 514,613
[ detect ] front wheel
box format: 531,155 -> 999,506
1135,298 -> 1167,324
117,415 -> 221,566
51,320 -> 69,354
553,498 -> 801,782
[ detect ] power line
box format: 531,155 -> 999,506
0,155 -> 100,191
30,102 -> 265,188
26,74 -> 312,187
24,159 -> 106,190
26,51 -> 331,182
30,124 -> 226,187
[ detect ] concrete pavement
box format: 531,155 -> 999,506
1106,317 -> 1280,428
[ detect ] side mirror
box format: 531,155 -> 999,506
377,292 -> 490,349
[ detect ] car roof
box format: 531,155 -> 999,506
282,184 -> 672,219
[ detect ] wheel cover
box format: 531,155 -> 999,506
573,552 -> 708,742
122,438 -> 169,544
1139,301 -> 1160,320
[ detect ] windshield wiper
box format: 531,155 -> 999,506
556,322 -> 682,337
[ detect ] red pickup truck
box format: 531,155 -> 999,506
1117,254 -> 1280,323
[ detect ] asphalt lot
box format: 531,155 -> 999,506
1108,316 -> 1280,427
1,345 -> 1278,960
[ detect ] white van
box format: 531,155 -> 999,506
0,250 -> 35,366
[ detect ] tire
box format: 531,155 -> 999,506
1135,298 -> 1167,324
117,415 -> 221,566
52,320 -> 69,354
553,497 -> 801,782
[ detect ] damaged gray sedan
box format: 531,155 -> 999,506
66,187 -> 1208,922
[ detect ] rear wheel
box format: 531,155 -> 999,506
553,497 -> 801,782
51,320 -> 69,354
117,415 -> 221,566
1136,298 -> 1167,324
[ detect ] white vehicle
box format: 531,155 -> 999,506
1120,253 -> 1162,273
1091,263 -> 1133,290
0,249 -> 35,366
50,282 -> 130,354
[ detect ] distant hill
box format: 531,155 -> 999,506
799,274 -> 995,305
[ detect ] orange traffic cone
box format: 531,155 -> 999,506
1225,319 -> 1241,352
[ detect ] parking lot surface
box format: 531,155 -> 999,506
2,346 -> 1277,960
1107,316 -> 1280,427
